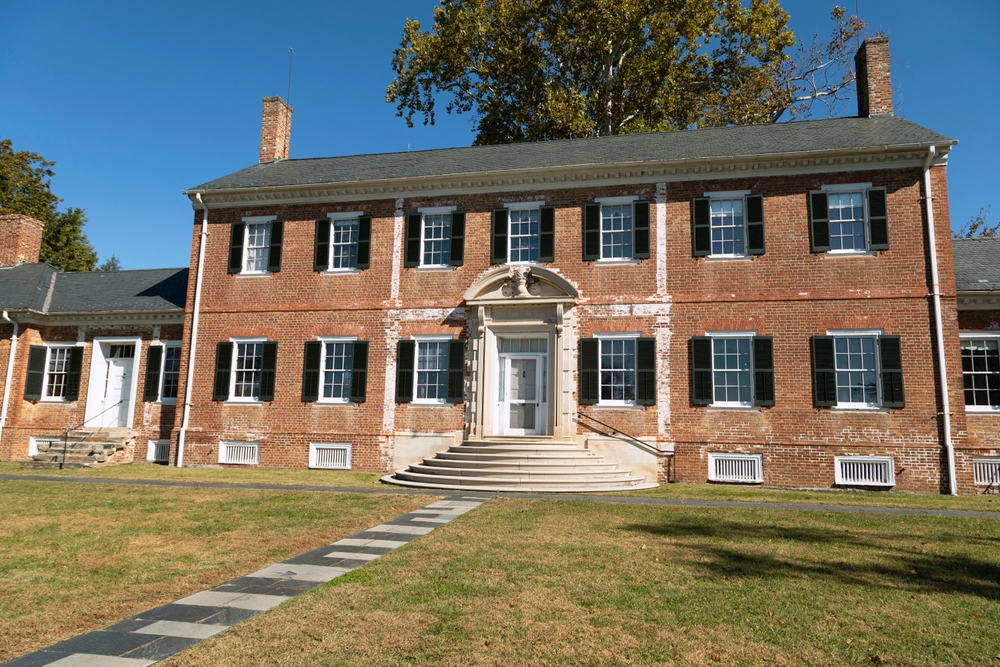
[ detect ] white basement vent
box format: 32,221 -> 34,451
310,443 -> 352,470
219,441 -> 259,465
147,440 -> 170,463
835,456 -> 895,487
708,453 -> 763,484
973,458 -> 1000,486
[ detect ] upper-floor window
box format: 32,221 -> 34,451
24,345 -> 84,402
582,199 -> 650,262
809,185 -> 889,254
690,333 -> 774,408
228,217 -> 283,274
313,214 -> 372,272
491,204 -> 555,265
961,335 -> 1000,411
404,209 -> 465,269
332,218 -> 358,269
144,343 -> 181,403
212,338 -> 277,403
691,192 -> 765,258
811,332 -> 904,409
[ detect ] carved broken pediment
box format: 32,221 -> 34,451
501,267 -> 543,298
464,266 -> 578,305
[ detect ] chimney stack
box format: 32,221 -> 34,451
855,37 -> 892,118
259,96 -> 292,163
0,214 -> 44,267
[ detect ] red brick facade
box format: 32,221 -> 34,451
0,214 -> 44,267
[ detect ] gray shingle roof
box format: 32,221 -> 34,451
0,266 -> 188,314
953,238 -> 1000,292
187,115 -> 955,193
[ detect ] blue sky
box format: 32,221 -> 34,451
1,1 -> 997,270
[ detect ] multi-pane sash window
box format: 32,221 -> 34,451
331,218 -> 359,270
601,205 -> 633,260
710,199 -> 745,256
161,346 -> 181,400
809,187 -> 888,253
600,338 -> 636,404
416,341 -> 449,401
509,208 -> 540,263
422,214 -> 451,266
323,341 -> 353,401
834,336 -> 879,407
244,223 -> 272,273
828,192 -> 866,251
961,338 -> 1000,409
233,342 -> 264,399
46,348 -> 72,398
713,338 -> 752,406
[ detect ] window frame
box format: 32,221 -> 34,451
240,215 -> 275,275
706,331 -> 757,408
703,190 -> 752,259
595,196 -> 639,263
412,335 -> 452,405
316,336 -> 358,404
152,342 -> 182,404
325,211 -> 364,273
417,206 -> 456,269
820,184 -> 873,255
960,333 -> 1000,412
228,336 -> 267,404
594,332 -> 640,407
827,329 -> 885,410
504,201 -> 545,265
39,343 -> 83,403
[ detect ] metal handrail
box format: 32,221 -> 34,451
575,412 -> 664,455
50,400 -> 125,469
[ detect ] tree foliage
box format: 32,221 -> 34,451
387,1 -> 867,145
0,137 -> 97,271
98,254 -> 123,272
955,207 -> 999,239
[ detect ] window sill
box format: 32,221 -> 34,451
965,406 -> 1000,413
594,403 -> 641,410
825,250 -> 876,257
595,259 -> 639,266
315,400 -> 352,406
409,401 -> 454,407
224,400 -> 264,406
830,406 -> 890,413
237,271 -> 273,278
38,397 -> 69,404
705,255 -> 753,262
707,404 -> 760,411
414,265 -> 457,272
325,268 -> 362,275
157,399 -> 178,406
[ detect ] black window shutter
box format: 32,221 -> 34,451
350,341 -> 369,403
395,340 -> 415,402
24,346 -> 46,400
691,337 -> 713,405
267,221 -> 283,273
227,223 -> 245,273
579,339 -> 599,405
583,204 -> 601,261
746,194 -> 765,256
258,342 -> 277,401
356,216 -> 372,269
446,340 -> 465,403
879,336 -> 905,408
868,188 -> 889,250
539,206 -> 555,262
491,209 -> 508,264
633,201 -> 651,259
302,341 -> 321,402
213,342 -> 233,401
313,219 -> 330,271
449,212 -> 465,266
404,213 -> 422,267
752,337 -> 775,407
692,198 -> 711,257
636,337 -> 656,405
811,336 -> 837,407
809,192 -> 831,252
144,346 -> 163,402
64,347 -> 84,402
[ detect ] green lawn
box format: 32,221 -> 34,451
0,479 -> 431,663
161,498 -> 1000,667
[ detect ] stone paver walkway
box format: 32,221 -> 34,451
2,496 -> 488,667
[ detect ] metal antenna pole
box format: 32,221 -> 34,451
287,47 -> 294,103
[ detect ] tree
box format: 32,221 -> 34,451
954,207 -> 999,238
98,254 -> 123,272
0,137 -> 98,271
387,1 -> 867,145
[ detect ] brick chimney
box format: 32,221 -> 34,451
259,96 -> 293,163
855,37 -> 892,117
0,214 -> 44,267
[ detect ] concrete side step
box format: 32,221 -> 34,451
391,469 -> 649,490
408,464 -> 636,480
381,474 -> 658,493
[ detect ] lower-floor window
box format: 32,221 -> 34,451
323,341 -> 353,401
713,337 -> 752,406
161,345 -> 181,400
233,342 -> 264,399
962,337 -> 1000,409
600,338 -> 636,404
45,347 -> 73,398
416,341 -> 449,401
834,336 -> 879,407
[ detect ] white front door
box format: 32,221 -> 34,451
99,344 -> 134,427
501,354 -> 543,436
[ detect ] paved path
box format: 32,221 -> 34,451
3,474 -> 998,519
2,496 -> 489,666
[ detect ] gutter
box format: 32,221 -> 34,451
176,194 -> 210,467
0,310 -> 19,450
923,146 -> 958,496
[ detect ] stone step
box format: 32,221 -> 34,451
449,445 -> 591,456
407,463 -> 636,480
436,452 -> 601,465
386,470 -> 655,492
21,461 -> 97,470
424,457 -> 619,472
64,428 -> 134,443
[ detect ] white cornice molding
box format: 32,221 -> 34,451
957,293 -> 1000,311
7,310 -> 184,327
186,146 -> 951,210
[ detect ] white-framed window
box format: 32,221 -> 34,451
506,203 -> 542,264
309,442 -> 352,470
328,212 -> 361,271
40,345 -> 80,401
319,337 -> 356,403
421,210 -> 452,267
219,440 -> 259,465
147,439 -> 170,463
230,338 -> 265,402
819,183 -> 879,254
596,333 -> 638,406
960,335 -> 1000,411
709,198 -> 746,257
832,333 -> 881,408
414,336 -> 451,404
710,332 -> 755,407
600,201 -> 634,261
154,343 -> 181,403
242,217 -> 273,273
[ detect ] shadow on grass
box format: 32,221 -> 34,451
624,517 -> 1000,601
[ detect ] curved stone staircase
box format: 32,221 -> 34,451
382,437 -> 658,492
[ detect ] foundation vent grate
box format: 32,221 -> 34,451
708,453 -> 763,484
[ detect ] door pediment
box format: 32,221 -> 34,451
464,266 -> 578,306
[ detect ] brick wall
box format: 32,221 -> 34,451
0,214 -> 44,267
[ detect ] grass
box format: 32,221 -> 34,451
161,498 -> 1000,667
0,479 -> 432,663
